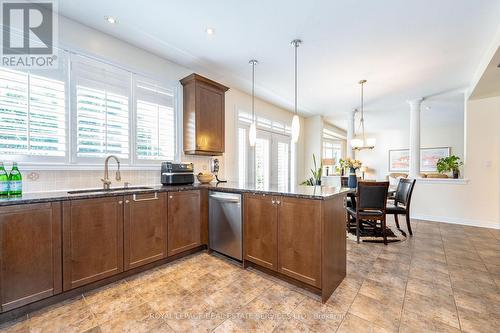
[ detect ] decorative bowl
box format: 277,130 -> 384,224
197,173 -> 214,184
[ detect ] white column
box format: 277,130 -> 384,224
408,98 -> 423,178
346,109 -> 355,158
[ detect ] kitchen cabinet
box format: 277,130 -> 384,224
124,192 -> 167,270
0,203 -> 62,312
167,190 -> 202,256
180,73 -> 229,155
278,197 -> 321,287
62,197 -> 123,291
243,194 -> 278,270
243,193 -> 345,301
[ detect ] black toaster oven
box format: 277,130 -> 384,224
161,162 -> 194,185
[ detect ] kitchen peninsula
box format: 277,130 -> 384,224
0,183 -> 348,321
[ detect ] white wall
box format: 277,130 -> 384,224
356,105 -> 465,180
19,16 -> 303,192
411,96 -> 500,229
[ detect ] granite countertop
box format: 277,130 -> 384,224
0,181 -> 351,207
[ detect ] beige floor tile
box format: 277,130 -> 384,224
292,297 -> 345,333
348,293 -> 402,332
99,303 -> 173,333
399,308 -> 461,333
402,290 -> 460,329
272,317 -> 317,332
84,287 -> 144,324
452,288 -> 500,314
337,313 -> 392,333
457,306 -> 500,333
28,296 -> 97,333
406,276 -> 454,298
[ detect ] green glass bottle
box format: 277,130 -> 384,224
0,162 -> 9,197
8,162 -> 22,196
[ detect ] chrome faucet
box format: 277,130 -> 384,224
101,155 -> 121,190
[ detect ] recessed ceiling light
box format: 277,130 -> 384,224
105,16 -> 117,24
206,27 -> 215,35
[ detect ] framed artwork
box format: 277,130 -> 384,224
420,147 -> 451,172
388,149 -> 410,172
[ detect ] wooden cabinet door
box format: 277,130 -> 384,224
124,192 -> 167,270
243,194 -> 278,271
0,203 -> 62,311
196,82 -> 225,153
62,197 -> 123,291
167,190 -> 201,256
278,197 -> 321,287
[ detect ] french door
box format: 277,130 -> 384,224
253,129 -> 290,191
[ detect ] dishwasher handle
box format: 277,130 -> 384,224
209,194 -> 240,203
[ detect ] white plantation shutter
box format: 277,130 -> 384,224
0,65 -> 66,161
71,55 -> 130,160
134,77 -> 175,161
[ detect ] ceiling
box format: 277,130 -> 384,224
58,0 -> 500,129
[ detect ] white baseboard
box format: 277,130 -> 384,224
411,214 -> 500,230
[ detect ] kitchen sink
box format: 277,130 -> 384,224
67,186 -> 154,195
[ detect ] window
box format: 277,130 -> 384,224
1,50 -> 179,167
134,77 -> 175,161
238,111 -> 292,190
71,55 -> 130,161
322,128 -> 346,172
0,64 -> 66,162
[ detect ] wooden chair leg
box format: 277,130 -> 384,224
394,214 -> 400,229
356,216 -> 360,244
405,213 -> 413,235
382,218 -> 387,245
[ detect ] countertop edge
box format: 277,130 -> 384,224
0,184 -> 350,207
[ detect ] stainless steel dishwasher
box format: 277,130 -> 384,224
208,191 -> 242,261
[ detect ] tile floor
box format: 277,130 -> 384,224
1,218 -> 499,333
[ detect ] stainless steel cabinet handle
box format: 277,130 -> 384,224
133,192 -> 159,201
271,200 -> 276,205
125,200 -> 130,204
118,200 -> 123,205
169,195 -> 173,199
276,200 -> 281,205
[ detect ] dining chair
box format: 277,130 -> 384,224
346,181 -> 390,244
386,178 -> 416,235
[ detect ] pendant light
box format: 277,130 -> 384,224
351,79 -> 376,150
248,59 -> 258,147
291,39 -> 302,143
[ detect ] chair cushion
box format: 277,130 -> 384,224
386,204 -> 406,214
346,206 -> 384,217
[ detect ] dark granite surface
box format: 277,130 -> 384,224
0,181 -> 351,207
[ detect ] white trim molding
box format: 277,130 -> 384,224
412,214 -> 500,230
416,178 -> 469,185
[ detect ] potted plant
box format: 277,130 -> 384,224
301,154 -> 323,186
344,157 -> 362,188
436,155 -> 463,179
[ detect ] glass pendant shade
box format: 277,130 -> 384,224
366,137 -> 376,147
249,122 -> 257,147
351,138 -> 363,148
291,114 -> 300,143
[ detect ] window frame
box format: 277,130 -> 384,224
237,110 -> 294,189
0,48 -> 181,170
0,53 -> 70,165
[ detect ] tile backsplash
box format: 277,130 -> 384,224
14,155 -> 223,193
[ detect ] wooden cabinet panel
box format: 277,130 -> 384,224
0,203 -> 62,311
62,197 -> 123,291
167,190 -> 201,256
124,192 -> 167,270
278,197 -> 322,287
243,194 -> 278,271
196,83 -> 225,153
180,73 -> 229,155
